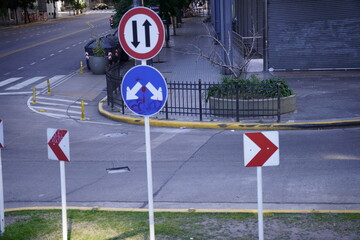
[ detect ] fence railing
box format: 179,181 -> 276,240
106,63 -> 281,122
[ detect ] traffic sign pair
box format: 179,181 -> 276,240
119,7 -> 167,117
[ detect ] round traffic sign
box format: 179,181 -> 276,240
121,65 -> 168,116
118,7 -> 165,60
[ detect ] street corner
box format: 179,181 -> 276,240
98,96 -> 360,130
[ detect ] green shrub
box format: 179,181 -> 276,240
207,75 -> 293,101
93,39 -> 105,57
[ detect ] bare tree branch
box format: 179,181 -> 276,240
181,22 -> 263,78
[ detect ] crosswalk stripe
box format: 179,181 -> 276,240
0,77 -> 23,87
34,111 -> 82,119
0,91 -> 32,96
37,96 -> 88,105
6,76 -> 44,90
31,106 -> 81,115
35,75 -> 66,89
35,101 -> 82,109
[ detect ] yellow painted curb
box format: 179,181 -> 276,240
5,206 -> 360,214
98,97 -> 360,130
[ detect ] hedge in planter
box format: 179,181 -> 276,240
207,75 -> 296,116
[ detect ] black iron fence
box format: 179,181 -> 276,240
106,63 -> 281,122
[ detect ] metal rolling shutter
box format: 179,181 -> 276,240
268,0 -> 360,70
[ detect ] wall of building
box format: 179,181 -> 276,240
268,0 -> 360,70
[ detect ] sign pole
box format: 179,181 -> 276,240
60,161 -> 68,240
144,116 -> 155,240
0,120 -> 4,235
0,148 -> 4,235
257,167 -> 264,240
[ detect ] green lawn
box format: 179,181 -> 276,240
0,209 -> 359,240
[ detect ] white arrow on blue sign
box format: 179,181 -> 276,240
121,65 -> 168,116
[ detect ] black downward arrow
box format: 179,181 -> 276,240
143,20 -> 151,47
131,20 -> 140,48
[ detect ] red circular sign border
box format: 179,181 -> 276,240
118,7 -> 165,60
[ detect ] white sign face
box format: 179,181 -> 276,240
0,120 -> 3,149
118,7 -> 165,60
124,14 -> 159,54
244,131 -> 279,167
47,128 -> 70,162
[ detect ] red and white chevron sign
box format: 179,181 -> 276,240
244,131 -> 279,167
47,128 -> 70,162
0,120 -> 3,149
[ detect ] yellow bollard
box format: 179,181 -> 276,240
80,61 -> 84,74
80,100 -> 86,120
46,79 -> 52,94
32,87 -> 37,104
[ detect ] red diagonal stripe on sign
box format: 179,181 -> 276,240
48,129 -> 69,162
246,132 -> 278,167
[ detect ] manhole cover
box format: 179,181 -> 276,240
104,132 -> 128,137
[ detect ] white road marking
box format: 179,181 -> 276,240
0,91 -> 32,96
0,77 -> 22,87
35,101 -> 82,109
37,96 -> 88,105
6,76 -> 44,90
32,106 -> 81,115
35,75 -> 66,89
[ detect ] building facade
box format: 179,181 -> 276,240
211,0 -> 360,71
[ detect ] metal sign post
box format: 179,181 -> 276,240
119,7 -> 166,239
244,131 -> 279,240
257,167 -> 264,240
47,128 -> 70,240
0,119 -> 4,235
144,115 -> 155,240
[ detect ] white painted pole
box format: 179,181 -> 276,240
257,167 -> 264,240
60,161 -> 67,240
144,116 -> 155,240
0,149 -> 4,235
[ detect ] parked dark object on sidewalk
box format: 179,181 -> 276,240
84,31 -> 129,70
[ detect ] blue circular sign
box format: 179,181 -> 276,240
121,65 -> 168,116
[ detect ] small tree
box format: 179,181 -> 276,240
185,23 -> 260,78
19,0 -> 36,24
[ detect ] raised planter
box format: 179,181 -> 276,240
209,95 -> 296,116
89,56 -> 108,74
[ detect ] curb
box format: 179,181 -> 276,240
5,206 -> 360,214
98,97 -> 360,130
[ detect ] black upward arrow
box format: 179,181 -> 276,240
131,20 -> 140,48
143,20 -> 151,47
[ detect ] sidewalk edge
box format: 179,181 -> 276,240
98,97 -> 360,130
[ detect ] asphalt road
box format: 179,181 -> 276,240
0,11 -> 113,79
0,12 -> 360,211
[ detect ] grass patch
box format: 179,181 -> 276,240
0,210 -> 359,240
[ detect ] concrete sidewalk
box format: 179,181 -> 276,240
64,16 -> 360,129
